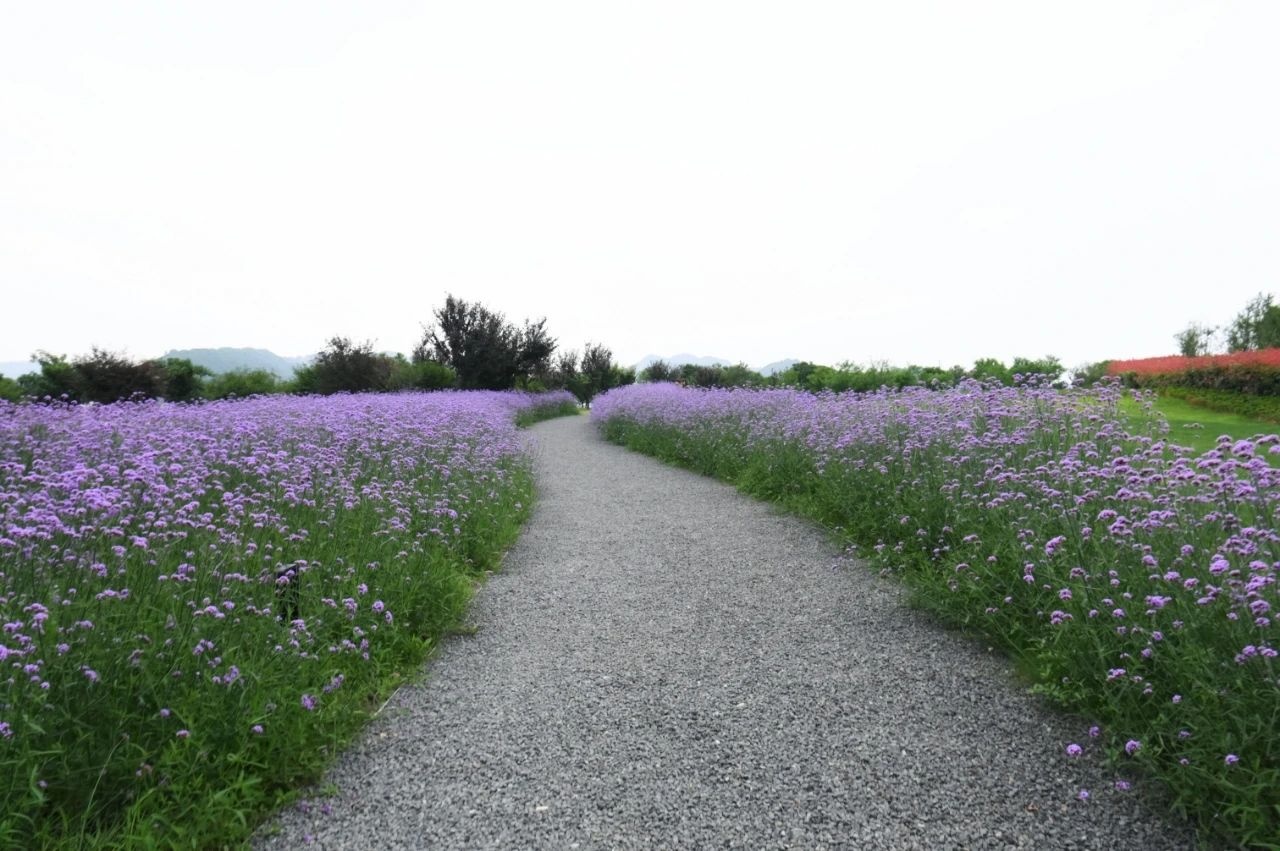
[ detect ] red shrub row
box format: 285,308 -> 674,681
1107,348 -> 1280,376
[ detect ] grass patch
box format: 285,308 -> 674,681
1122,394 -> 1280,457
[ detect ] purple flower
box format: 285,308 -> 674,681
1225,754 -> 1239,766
1065,743 -> 1083,758
301,694 -> 317,712
1125,739 -> 1141,756
176,729 -> 190,739
1076,788 -> 1090,802
1114,780 -> 1131,792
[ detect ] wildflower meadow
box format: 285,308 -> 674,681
594,381 -> 1280,847
0,390 -> 576,848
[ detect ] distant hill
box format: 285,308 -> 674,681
0,361 -> 38,379
758,359 -> 800,377
162,348 -> 313,377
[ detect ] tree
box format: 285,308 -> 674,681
1226,293 -> 1280,352
17,352 -> 79,400
72,348 -> 166,403
204,369 -> 281,399
302,337 -> 394,394
387,355 -> 456,391
1173,323 -> 1216,358
415,295 -> 556,390
969,358 -> 1013,385
569,344 -> 634,407
639,360 -> 675,382
158,358 -> 212,401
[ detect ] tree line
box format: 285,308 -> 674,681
0,295 -> 634,406
637,355 -> 1069,391
1174,292 -> 1280,357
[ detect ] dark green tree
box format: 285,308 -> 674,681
71,348 -> 166,403
639,360 -> 675,382
17,352 -> 79,400
304,337 -> 394,394
0,375 -> 21,402
569,344 -> 634,407
415,295 -> 556,390
158,358 -> 212,401
1226,293 -> 1280,352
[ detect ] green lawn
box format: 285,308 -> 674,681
1122,394 -> 1280,455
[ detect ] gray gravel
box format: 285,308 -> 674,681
256,415 -> 1197,850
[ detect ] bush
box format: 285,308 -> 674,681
302,337 -> 395,395
203,369 -> 282,400
1071,360 -> 1112,387
71,348 -> 166,403
157,358 -> 211,401
1160,386 -> 1280,422
0,376 -> 21,403
388,357 -> 456,392
16,353 -> 79,401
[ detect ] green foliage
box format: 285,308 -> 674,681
1159,386 -> 1280,424
71,348 -> 167,403
302,337 -> 394,395
157,358 -> 212,402
1070,360 -> 1111,387
203,369 -> 282,400
968,357 -> 1012,385
0,375 -> 21,403
1174,323 -> 1216,357
388,356 -> 456,391
1226,293 -> 1280,352
638,360 -> 675,383
1124,362 -> 1280,397
513,398 -> 580,426
767,358 -> 1062,393
17,352 -> 79,400
666,363 -> 766,388
772,361 -> 820,388
415,295 -> 556,390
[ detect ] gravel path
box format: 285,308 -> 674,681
257,415 -> 1196,850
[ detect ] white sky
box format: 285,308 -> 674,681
3,1 -> 1278,370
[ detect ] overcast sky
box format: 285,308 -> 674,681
3,2 -> 1278,370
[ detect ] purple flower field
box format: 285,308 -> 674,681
0,390 -> 574,848
594,381 -> 1279,847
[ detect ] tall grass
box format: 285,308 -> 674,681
0,390 -> 575,848
594,381 -> 1280,848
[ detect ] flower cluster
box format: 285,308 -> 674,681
594,380 -> 1279,845
0,389 -> 572,844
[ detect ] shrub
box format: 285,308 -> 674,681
1160,386 -> 1280,422
203,368 -> 282,399
71,348 -> 166,403
16,353 -> 79,401
0,376 -> 21,403
389,357 -> 456,392
157,358 -> 211,401
304,337 -> 394,395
